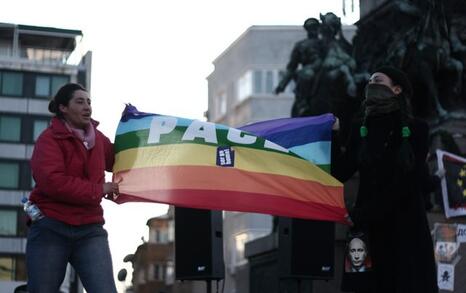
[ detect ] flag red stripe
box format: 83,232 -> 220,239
115,189 -> 349,224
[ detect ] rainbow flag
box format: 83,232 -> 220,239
113,105 -> 347,223
240,115 -> 334,173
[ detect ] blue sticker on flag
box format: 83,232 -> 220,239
217,147 -> 235,167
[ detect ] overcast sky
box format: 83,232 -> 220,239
0,1 -> 359,291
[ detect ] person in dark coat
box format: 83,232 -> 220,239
333,66 -> 438,293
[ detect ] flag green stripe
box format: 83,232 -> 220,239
114,127 -> 297,157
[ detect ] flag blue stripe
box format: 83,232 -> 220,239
289,141 -> 331,165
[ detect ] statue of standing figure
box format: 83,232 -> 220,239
275,18 -> 323,117
276,14 -> 358,121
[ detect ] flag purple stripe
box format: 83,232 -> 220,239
239,114 -> 335,148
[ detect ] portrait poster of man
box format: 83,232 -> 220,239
341,231 -> 373,292
433,223 -> 460,264
436,150 -> 466,218
344,233 -> 372,273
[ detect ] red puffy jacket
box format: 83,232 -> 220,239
29,117 -> 114,225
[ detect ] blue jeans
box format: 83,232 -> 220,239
26,217 -> 117,293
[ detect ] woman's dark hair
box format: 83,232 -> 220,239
48,83 -> 87,117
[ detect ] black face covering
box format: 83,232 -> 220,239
364,83 -> 400,116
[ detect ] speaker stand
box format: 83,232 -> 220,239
206,280 -> 212,293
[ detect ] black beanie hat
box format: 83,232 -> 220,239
374,66 -> 413,98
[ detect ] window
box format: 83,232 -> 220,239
237,70 -> 252,102
35,76 -> 50,97
152,228 -> 169,244
265,70 -> 275,94
0,256 -> 25,281
35,75 -> 69,98
165,261 -> 174,285
168,220 -> 174,242
217,92 -> 227,117
253,70 -> 263,94
0,116 -> 21,142
237,69 -> 285,100
0,257 -> 13,280
2,72 -> 23,96
0,207 -> 27,237
0,209 -> 17,236
155,230 -> 161,243
0,162 -> 19,188
51,76 -> 69,96
33,120 -> 49,141
154,263 -> 165,281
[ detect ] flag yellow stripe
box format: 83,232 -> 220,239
113,144 -> 342,187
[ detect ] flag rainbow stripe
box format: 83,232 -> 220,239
113,105 -> 347,223
240,114 -> 334,172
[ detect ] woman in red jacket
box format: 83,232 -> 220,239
26,83 -> 119,293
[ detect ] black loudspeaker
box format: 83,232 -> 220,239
278,217 -> 335,279
175,207 -> 225,280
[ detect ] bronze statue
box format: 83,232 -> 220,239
276,14 -> 358,123
275,18 -> 324,117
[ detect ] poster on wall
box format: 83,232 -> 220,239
436,150 -> 466,218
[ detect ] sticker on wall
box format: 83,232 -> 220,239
437,263 -> 455,291
457,224 -> 466,243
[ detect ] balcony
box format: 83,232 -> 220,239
0,46 -> 77,66
0,22 -> 83,68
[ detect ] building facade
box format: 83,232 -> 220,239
128,206 -> 209,293
130,210 -> 175,293
207,24 -> 356,293
0,22 -> 91,293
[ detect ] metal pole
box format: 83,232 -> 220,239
206,280 -> 212,293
